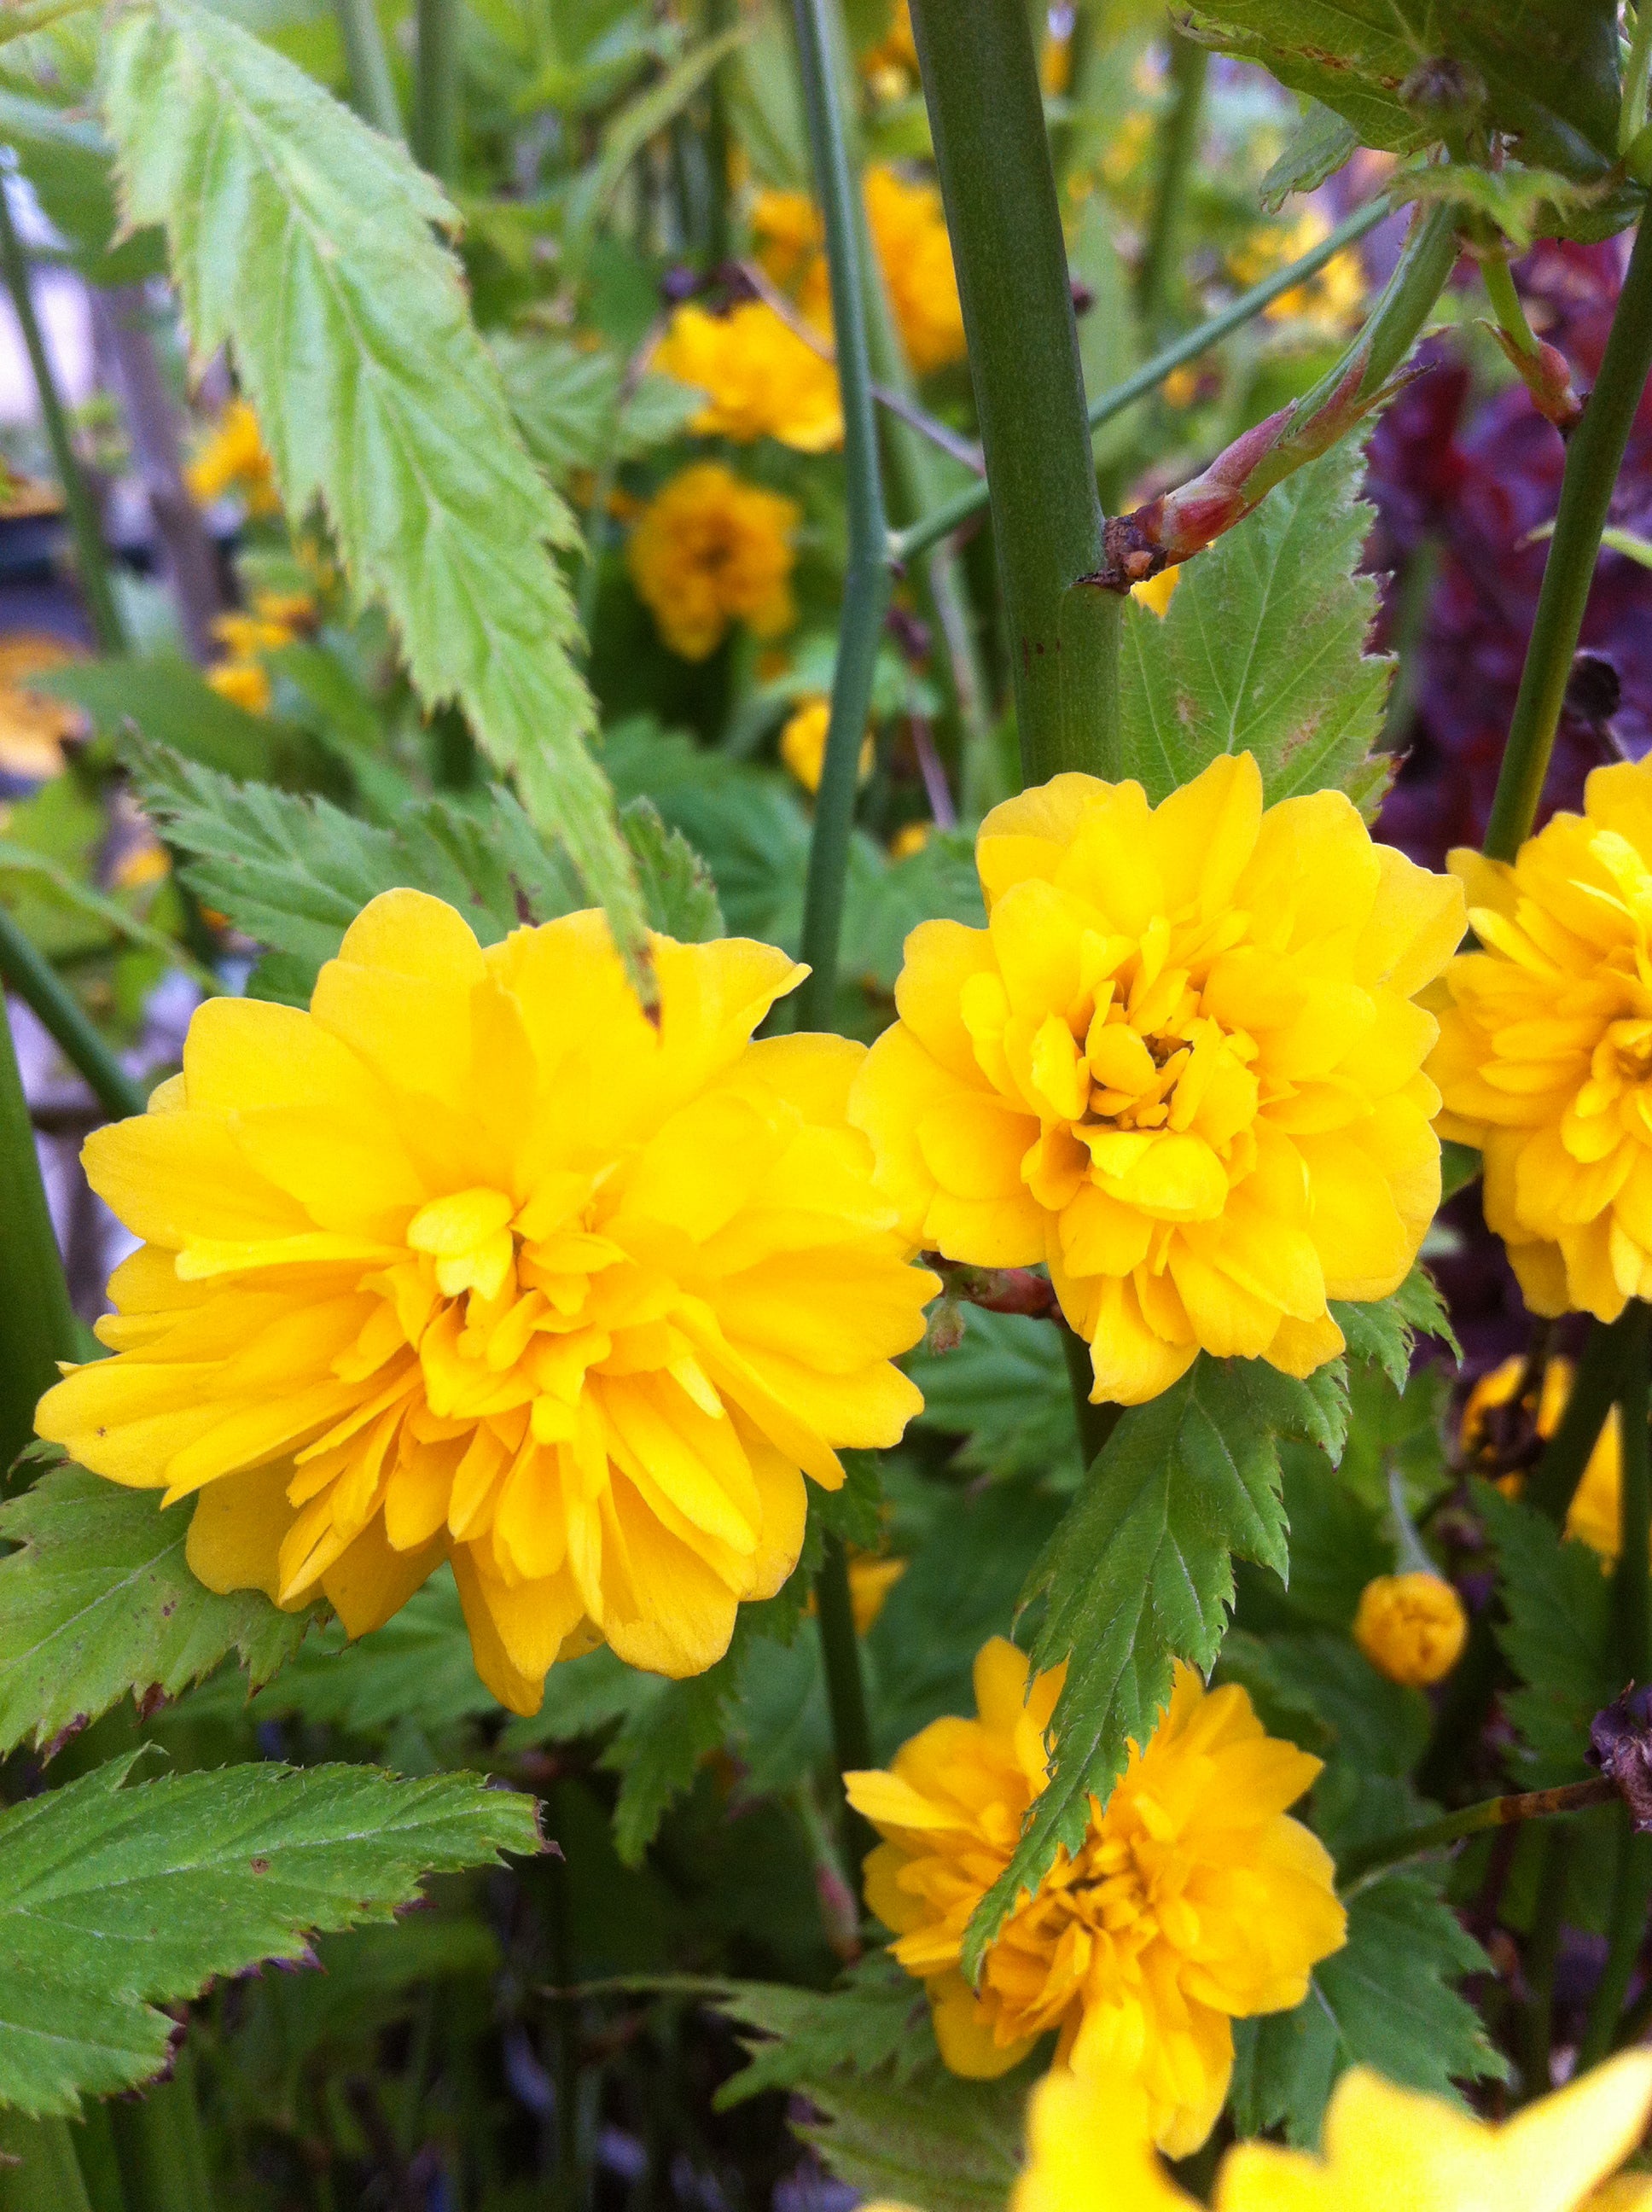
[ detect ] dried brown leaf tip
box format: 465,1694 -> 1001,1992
1590,1685 -> 1652,1831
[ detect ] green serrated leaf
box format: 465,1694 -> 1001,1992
495,333 -> 703,482
1259,101 -> 1359,213
98,0 -> 647,963
906,1307 -> 1081,1488
1332,1263 -> 1457,1393
0,1751 -> 541,2116
794,2059 -> 1027,2212
0,1463 -> 313,1758
604,1661 -> 736,1868
1230,1864 -> 1505,2145
620,796 -> 724,943
125,738 -> 583,1000
1118,441 -> 1394,812
1478,1479 -> 1615,1785
0,86 -> 165,284
711,1953 -> 935,2107
961,1354 -> 1345,1980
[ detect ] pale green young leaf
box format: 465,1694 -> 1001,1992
0,839 -> 215,991
620,796 -> 724,943
1118,441 -> 1393,813
0,1752 -> 542,2116
0,88 -> 164,284
1259,101 -> 1359,212
0,1463 -> 313,1758
961,1354 -> 1347,1978
98,1 -> 647,966
1230,1865 -> 1505,2145
494,334 -> 703,482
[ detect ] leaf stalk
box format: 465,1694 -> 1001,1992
1336,1776 -> 1618,1889
0,906 -> 146,1124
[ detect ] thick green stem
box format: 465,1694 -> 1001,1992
792,0 -> 889,1033
910,0 -> 1114,784
1336,1776 -> 1617,1889
0,908 -> 145,1123
0,995 -> 76,1470
814,1534 -> 874,1776
1625,3 -> 1652,155
331,0 -> 403,139
1483,214 -> 1652,860
1137,32 -> 1208,341
1526,1307 -> 1632,1525
1611,1301 -> 1652,1685
1579,1818 -> 1652,2069
889,196 -> 1391,566
413,0 -> 460,180
0,187 -> 123,655
0,2115 -> 93,2212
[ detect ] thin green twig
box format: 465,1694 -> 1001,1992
331,0 -> 403,139
1137,32 -> 1208,341
414,0 -> 460,180
0,994 -> 76,1470
0,906 -> 146,1123
1336,1776 -> 1617,1889
888,196 -> 1391,566
1483,214 -> 1652,859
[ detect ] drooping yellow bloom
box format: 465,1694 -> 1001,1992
187,397 -> 281,516
1432,758 -> 1652,1324
779,695 -> 874,795
35,893 -> 936,1714
845,1638 -> 1346,2157
1352,1571 -> 1467,1686
653,302 -> 843,452
1230,211 -> 1367,338
1005,2047 -> 1652,2212
627,463 -> 800,661
849,752 -> 1465,1406
1461,1353 -> 1629,1564
864,165 -> 966,376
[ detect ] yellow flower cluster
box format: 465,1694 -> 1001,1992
1433,756 -> 1652,1323
849,753 -> 1464,1406
995,2047 -> 1652,2212
1462,1353 -> 1629,1563
205,591 -> 317,719
627,463 -> 800,661
35,893 -> 936,1713
187,396 -> 281,516
1229,211 -> 1366,338
779,696 -> 874,795
1352,1571 -> 1467,1686
654,302 -> 843,453
863,165 -> 966,375
846,1638 -> 1345,2156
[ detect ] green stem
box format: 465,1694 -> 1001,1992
1336,1775 -> 1617,1889
791,0 -> 889,1034
910,0 -> 1114,783
0,994 -> 77,1470
105,2057 -> 213,2212
889,196 -> 1391,567
1416,1605 -> 1501,1802
1058,1318 -> 1121,1469
1611,1301 -> 1652,1683
1520,1827 -> 1570,2098
331,0 -> 404,139
1579,1816 -> 1652,2068
1482,213 -> 1652,860
413,0 -> 460,181
0,2115 -> 93,2212
0,185 -> 123,655
1625,3 -> 1652,155
814,1531 -> 874,1779
1481,250 -> 1542,359
1137,32 -> 1208,341
1525,1308 -> 1632,1525
704,0 -> 731,267
0,908 -> 145,1122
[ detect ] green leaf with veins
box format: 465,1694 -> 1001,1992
0,1750 -> 541,2116
1478,1480 -> 1616,1786
960,1353 -> 1347,1978
97,0 -> 647,967
1118,442 -> 1394,816
0,1463 -> 314,1759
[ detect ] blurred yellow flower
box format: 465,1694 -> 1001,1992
848,1548 -> 905,1633
1352,1571 -> 1467,1686
1131,564 -> 1180,617
112,833 -> 171,894
779,696 -> 873,795
187,396 -> 280,516
1230,212 -> 1366,337
628,463 -> 800,662
1160,366 -> 1201,409
654,301 -> 843,452
206,660 -> 272,716
864,165 -> 966,375
861,0 -> 918,94
845,1637 -> 1345,2156
204,590 -> 316,722
1102,109 -> 1154,191
1431,757 -> 1652,1323
849,752 -> 1464,1406
891,821 -> 933,861
1005,2047 -> 1652,2212
36,891 -> 936,1714
751,189 -> 823,291
0,632 -> 83,781
1461,1353 -> 1629,1564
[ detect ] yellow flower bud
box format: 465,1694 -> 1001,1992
1353,1571 -> 1468,1687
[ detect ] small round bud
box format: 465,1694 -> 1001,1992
1353,1571 -> 1469,1687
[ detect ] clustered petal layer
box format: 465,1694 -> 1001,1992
35,892 -> 936,1713
626,462 -> 800,662
845,1639 -> 1347,2157
1003,2049 -> 1652,2212
1431,757 -> 1652,1324
848,752 -> 1465,1406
